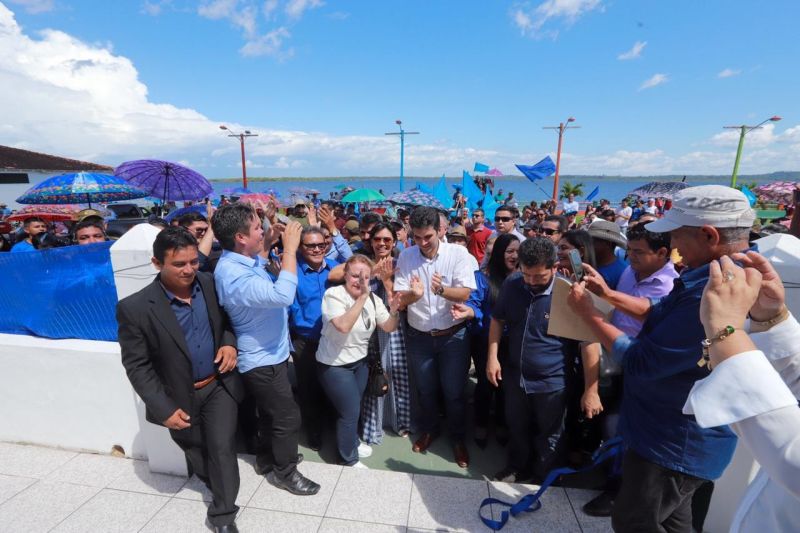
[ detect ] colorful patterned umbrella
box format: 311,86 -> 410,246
16,172 -> 148,207
388,190 -> 446,210
341,188 -> 385,203
487,168 -> 504,177
237,193 -> 282,208
115,160 -> 212,201
754,181 -> 798,204
627,181 -> 689,200
6,204 -> 111,222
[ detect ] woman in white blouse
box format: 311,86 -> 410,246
316,254 -> 402,467
684,252 -> 800,532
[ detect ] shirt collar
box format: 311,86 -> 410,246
636,261 -> 677,285
677,245 -> 755,290
160,278 -> 200,302
221,249 -> 264,268
299,257 -> 331,273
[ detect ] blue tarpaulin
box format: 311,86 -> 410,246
0,242 -> 119,341
516,156 -> 556,182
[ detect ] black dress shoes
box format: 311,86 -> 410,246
215,523 -> 238,533
582,489 -> 615,517
267,470 -> 321,496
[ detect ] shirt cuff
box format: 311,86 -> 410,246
747,314 -> 800,362
611,334 -> 633,364
682,350 -> 797,428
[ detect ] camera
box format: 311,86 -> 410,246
32,232 -> 71,250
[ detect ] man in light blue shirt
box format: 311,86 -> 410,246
213,203 -> 321,497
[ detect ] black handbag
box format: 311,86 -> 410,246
365,294 -> 390,397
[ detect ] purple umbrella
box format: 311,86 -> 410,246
115,160 -> 213,201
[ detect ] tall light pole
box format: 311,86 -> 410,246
543,117 -> 579,200
385,120 -> 419,192
219,125 -> 258,189
724,115 -> 781,188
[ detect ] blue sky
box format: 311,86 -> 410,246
1,0 -> 799,178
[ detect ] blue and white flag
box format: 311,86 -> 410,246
515,156 -> 556,182
474,162 -> 490,173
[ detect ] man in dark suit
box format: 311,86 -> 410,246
118,227 -> 243,533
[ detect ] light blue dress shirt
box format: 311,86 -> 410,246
325,232 -> 352,263
214,250 -> 298,373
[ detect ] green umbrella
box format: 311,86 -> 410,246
340,188 -> 385,203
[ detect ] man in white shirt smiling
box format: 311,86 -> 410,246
394,207 -> 477,468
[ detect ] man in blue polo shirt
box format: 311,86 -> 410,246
289,226 -> 339,451
11,217 -> 47,252
569,185 -> 754,532
213,203 -> 321,497
487,237 -> 579,483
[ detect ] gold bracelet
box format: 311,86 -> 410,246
749,305 -> 789,333
698,325 -> 736,369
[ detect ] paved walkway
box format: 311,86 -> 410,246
0,441 -> 612,532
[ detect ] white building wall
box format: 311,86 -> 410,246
0,169 -> 65,208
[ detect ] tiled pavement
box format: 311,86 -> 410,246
0,441 -> 612,532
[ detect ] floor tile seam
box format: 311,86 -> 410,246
240,473 -> 265,510
0,474 -> 43,510
43,484 -> 103,533
103,483 -> 185,498
318,465 -> 344,520
562,487 -> 586,533
405,472 -> 416,528
137,492 -> 180,532
38,448 -> 82,479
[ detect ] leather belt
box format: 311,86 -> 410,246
194,374 -> 217,390
413,321 -> 466,337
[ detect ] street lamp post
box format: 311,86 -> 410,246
219,125 -> 258,190
543,117 -> 580,200
385,120 -> 419,192
724,116 -> 781,188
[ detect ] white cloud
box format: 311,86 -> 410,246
639,73 -> 668,90
512,0 -> 602,38
0,3 -> 798,180
239,26 -> 291,57
198,0 -> 258,38
718,68 -> 741,78
285,0 -> 323,20
617,40 -> 646,60
262,0 -> 278,18
6,0 -> 53,14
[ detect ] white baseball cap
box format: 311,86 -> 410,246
645,185 -> 755,233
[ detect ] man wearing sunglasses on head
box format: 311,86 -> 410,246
491,206 -> 525,242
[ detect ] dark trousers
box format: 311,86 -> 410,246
504,382 -> 567,478
612,450 -> 707,533
471,335 -> 506,429
170,380 -> 239,527
406,326 -> 470,440
291,335 -> 325,439
316,358 -> 369,465
240,361 -> 302,481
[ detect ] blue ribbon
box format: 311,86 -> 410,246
479,436 -> 624,531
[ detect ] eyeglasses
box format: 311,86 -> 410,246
472,213 -> 483,218
538,228 -> 559,235
371,236 -> 394,244
302,242 -> 326,250
494,216 -> 513,222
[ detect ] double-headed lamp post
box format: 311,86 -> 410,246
543,117 -> 579,200
724,115 -> 781,188
219,125 -> 258,190
385,120 -> 419,192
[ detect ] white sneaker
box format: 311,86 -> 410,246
357,442 -> 373,458
351,461 -> 369,469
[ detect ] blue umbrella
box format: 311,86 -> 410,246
164,204 -> 208,223
221,186 -> 252,196
16,172 -> 148,208
115,159 -> 213,201
388,190 -> 446,210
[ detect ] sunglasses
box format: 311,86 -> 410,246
494,216 -> 513,222
302,242 -> 326,250
371,236 -> 393,244
538,228 -> 559,235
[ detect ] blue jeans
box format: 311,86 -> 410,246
316,358 -> 368,465
406,326 -> 470,440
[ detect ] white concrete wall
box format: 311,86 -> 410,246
0,170 -> 63,208
0,333 -> 145,458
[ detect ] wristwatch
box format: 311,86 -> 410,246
435,286 -> 445,296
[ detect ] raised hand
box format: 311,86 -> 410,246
282,220 -> 303,254
359,270 -> 371,297
307,205 -> 319,227
318,205 -> 336,230
729,250 -> 785,322
265,201 -> 278,224
389,291 -> 402,314
700,256 -> 761,335
583,263 -> 611,298
431,272 -> 444,295
373,256 -> 394,281
410,275 -> 424,299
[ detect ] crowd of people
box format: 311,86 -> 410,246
3,182 -> 800,533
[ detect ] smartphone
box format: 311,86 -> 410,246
568,249 -> 585,281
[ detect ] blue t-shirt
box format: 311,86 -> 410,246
11,240 -> 36,253
491,273 -> 577,394
597,258 -> 628,290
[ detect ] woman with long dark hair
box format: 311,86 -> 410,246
452,232 -> 519,448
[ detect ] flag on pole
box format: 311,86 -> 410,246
462,170 -> 483,209
515,156 -> 556,182
416,182 -> 434,195
433,175 -> 452,210
586,186 -> 600,201
481,190 -> 501,220
473,162 -> 490,173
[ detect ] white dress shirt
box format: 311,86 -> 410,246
394,241 -> 477,332
683,315 -> 800,533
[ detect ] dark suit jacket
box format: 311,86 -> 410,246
117,271 -> 244,425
